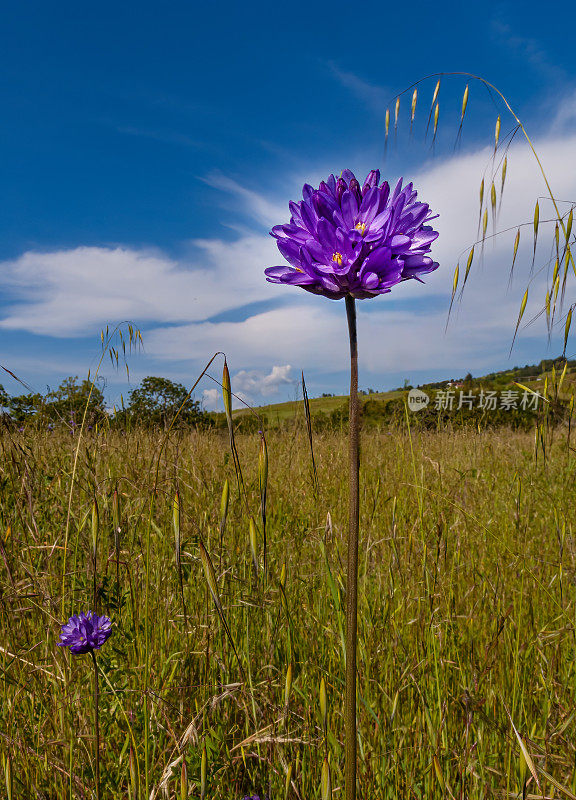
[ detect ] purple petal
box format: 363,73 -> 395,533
340,191 -> 358,228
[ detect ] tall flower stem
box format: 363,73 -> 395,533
344,295 -> 360,800
90,651 -> 100,800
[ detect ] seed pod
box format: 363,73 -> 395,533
431,79 -> 440,107
129,747 -> 137,800
533,200 -> 540,259
222,359 -> 232,425
410,88 -> 417,123
199,540 -> 221,612
200,744 -> 207,800
460,84 -> 469,123
180,759 -> 188,800
284,663 -> 293,708
321,758 -> 331,800
464,247 -> 475,285
219,479 -> 229,537
319,677 -> 328,734
452,263 -> 459,297
512,229 -> 520,272
284,763 -> 293,800
4,755 -> 12,800
564,306 -> 573,353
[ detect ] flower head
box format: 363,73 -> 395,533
57,611 -> 112,655
265,169 -> 439,299
242,796 -> 270,800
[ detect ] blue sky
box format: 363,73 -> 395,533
1,1 -> 576,408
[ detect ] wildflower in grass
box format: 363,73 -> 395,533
57,611 -> 112,654
58,611 -> 111,800
265,169 -> 438,300
265,169 -> 439,800
242,795 -> 270,800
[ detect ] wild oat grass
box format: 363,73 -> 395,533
1,423 -> 576,798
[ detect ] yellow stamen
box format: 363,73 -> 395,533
332,252 -> 343,266
355,222 -> 366,236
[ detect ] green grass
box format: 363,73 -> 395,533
1,422 -> 576,798
232,390 -> 404,423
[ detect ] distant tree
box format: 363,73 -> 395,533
127,376 -> 206,427
45,376 -> 106,426
0,384 -> 9,412
8,392 -> 44,423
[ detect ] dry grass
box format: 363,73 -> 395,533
1,424 -> 576,798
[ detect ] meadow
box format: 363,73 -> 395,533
1,419 -> 576,799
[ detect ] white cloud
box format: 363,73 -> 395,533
0,232 -> 280,337
233,364 -> 294,402
202,387 -> 220,411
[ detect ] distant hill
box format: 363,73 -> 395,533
216,356 -> 576,424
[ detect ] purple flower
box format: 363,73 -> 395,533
242,796 -> 270,800
57,611 -> 112,655
265,169 -> 439,300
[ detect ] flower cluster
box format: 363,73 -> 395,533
57,611 -> 112,655
265,169 -> 439,300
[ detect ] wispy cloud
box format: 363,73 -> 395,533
324,61 -> 389,114
115,125 -> 204,149
202,172 -> 287,227
491,17 -> 566,84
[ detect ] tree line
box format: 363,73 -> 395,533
0,375 -> 208,428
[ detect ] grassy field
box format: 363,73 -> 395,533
1,421 -> 576,799
233,390 -> 405,423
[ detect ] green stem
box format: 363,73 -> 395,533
344,295 -> 360,800
91,651 -> 100,800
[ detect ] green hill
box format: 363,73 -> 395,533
209,356 -> 576,430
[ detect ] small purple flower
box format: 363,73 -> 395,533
265,169 -> 439,300
242,796 -> 270,800
58,611 -> 112,655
